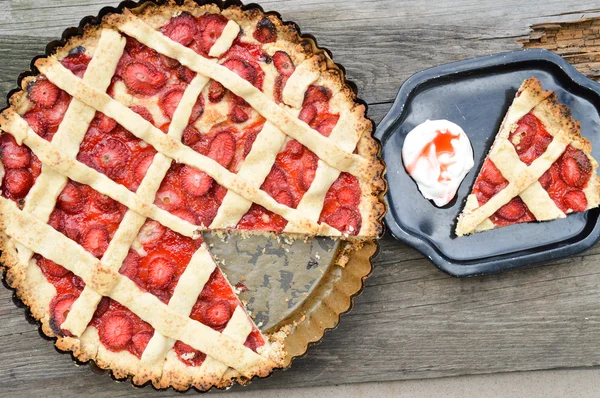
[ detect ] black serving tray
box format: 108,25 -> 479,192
376,49 -> 600,277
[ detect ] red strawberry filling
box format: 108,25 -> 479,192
540,145 -> 592,213
156,123 -> 258,227
300,85 -> 339,137
174,268 -> 264,367
121,219 -> 202,304
272,51 -> 295,77
49,181 -> 126,258
90,298 -> 154,357
509,113 -> 553,165
196,14 -> 228,54
161,13 -> 198,47
121,62 -> 167,97
77,113 -> 157,192
0,134 -> 41,204
253,17 -> 277,43
22,77 -> 72,143
34,253 -> 85,337
472,159 -> 536,226
319,173 -> 362,235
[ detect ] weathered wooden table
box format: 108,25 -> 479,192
2,0 -> 600,396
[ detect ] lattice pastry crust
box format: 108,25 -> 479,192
456,77 -> 600,236
0,0 -> 386,391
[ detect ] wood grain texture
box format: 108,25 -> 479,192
2,0 -> 600,396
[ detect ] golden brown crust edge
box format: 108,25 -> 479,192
0,0 -> 385,392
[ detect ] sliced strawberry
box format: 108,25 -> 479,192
561,157 -> 581,187
509,119 -> 536,153
122,62 -> 167,96
57,182 -> 85,214
159,54 -> 180,70
272,51 -> 295,76
99,313 -> 133,350
159,89 -> 184,120
476,180 -> 496,198
273,75 -> 286,104
560,148 -> 592,188
197,14 -> 228,53
95,112 -> 118,133
61,50 -> 91,76
132,152 -> 155,186
243,129 -> 260,158
138,220 -> 166,245
214,185 -> 228,201
92,138 -> 131,173
495,198 -> 526,221
300,167 -> 316,191
244,331 -> 262,352
222,58 -> 258,87
172,209 -> 198,225
188,197 -> 219,227
208,80 -> 226,103
0,136 -> 31,168
48,210 -> 65,232
539,170 -> 553,190
481,160 -> 506,185
43,93 -> 70,126
208,131 -> 236,168
202,300 -> 232,328
162,13 -> 198,46
37,256 -> 70,278
147,257 -> 175,290
298,104 -> 317,124
336,186 -> 361,207
28,79 -> 60,108
182,126 -> 201,146
4,169 -> 33,198
317,115 -> 339,137
82,226 -> 110,258
132,331 -> 153,358
262,166 -> 287,195
120,250 -> 141,280
50,294 -> 76,336
286,140 -> 304,159
177,66 -> 196,84
94,296 -> 110,318
274,189 -> 294,207
174,340 -> 206,367
253,17 -> 277,43
324,207 -> 361,235
230,105 -> 250,124
130,105 -> 155,125
23,112 -> 49,138
155,187 -> 184,211
189,95 -> 205,124
180,165 -> 213,196
563,190 -> 587,212
93,193 -> 119,213
304,85 -> 332,105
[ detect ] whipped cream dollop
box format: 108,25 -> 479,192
402,119 -> 474,207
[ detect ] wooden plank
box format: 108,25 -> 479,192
2,0 -> 600,395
